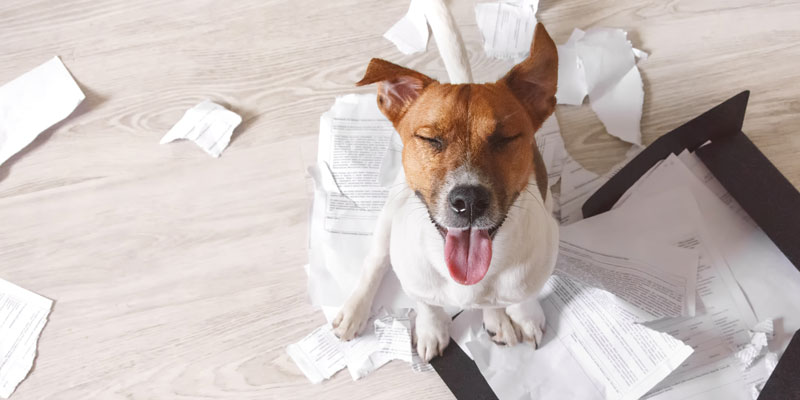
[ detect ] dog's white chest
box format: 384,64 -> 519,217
389,190 -> 559,309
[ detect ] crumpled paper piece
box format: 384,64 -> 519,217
735,319 -> 775,369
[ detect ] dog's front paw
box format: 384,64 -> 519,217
483,308 -> 522,346
414,308 -> 450,362
506,300 -> 546,349
332,295 -> 371,341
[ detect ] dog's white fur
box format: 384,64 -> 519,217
333,173 -> 559,360
332,0 -> 557,361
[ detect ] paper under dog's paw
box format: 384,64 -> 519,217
415,315 -> 450,362
332,298 -> 371,341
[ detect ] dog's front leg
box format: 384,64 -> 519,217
332,187 -> 410,340
414,301 -> 450,362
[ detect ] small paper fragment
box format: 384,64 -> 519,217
474,0 -> 539,60
286,325 -> 347,384
288,309 -> 429,384
0,56 -> 85,167
340,309 -> 424,380
384,0 -> 430,55
160,100 -> 241,158
734,319 -> 775,369
0,279 -> 53,398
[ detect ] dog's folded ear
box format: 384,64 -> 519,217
499,23 -> 558,130
357,58 -> 436,125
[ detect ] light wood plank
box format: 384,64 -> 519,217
0,0 -> 798,398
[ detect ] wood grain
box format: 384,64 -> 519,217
0,0 -> 798,399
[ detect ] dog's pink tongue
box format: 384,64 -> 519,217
444,228 -> 492,285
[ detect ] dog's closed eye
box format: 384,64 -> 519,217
415,129 -> 445,152
490,132 -> 522,150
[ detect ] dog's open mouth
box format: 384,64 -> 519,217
433,219 -> 504,286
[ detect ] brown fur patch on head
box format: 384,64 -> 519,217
395,82 -> 545,212
355,23 -> 558,225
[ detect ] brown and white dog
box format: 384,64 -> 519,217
333,23 -> 560,362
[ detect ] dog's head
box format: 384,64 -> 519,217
357,23 -> 557,286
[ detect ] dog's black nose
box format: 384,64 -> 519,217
448,185 -> 490,222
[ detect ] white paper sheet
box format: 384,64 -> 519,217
556,28 -> 645,145
0,279 -> 53,398
474,0 -> 539,61
159,100 -> 241,157
554,240 -> 698,322
384,0 -> 429,55
306,94 -> 413,311
0,56 -> 85,167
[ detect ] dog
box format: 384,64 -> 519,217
332,23 -> 560,362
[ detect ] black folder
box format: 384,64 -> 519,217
432,92 -> 800,400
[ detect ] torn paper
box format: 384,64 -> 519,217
474,0 -> 539,60
735,320 -> 774,369
288,310 -> 430,383
556,28 -> 646,145
159,100 -> 241,158
384,0 -> 429,55
286,325 -> 347,384
0,279 -> 53,398
0,56 -> 85,167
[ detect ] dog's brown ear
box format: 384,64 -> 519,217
499,23 -> 558,130
357,58 -> 436,125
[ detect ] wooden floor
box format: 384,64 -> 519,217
1,0 -> 798,399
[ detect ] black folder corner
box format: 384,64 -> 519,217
434,92 -> 800,400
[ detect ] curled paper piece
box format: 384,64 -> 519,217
734,319 -> 775,369
160,100 -> 242,158
474,0 -> 539,61
384,0 -> 429,55
556,28 -> 647,145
